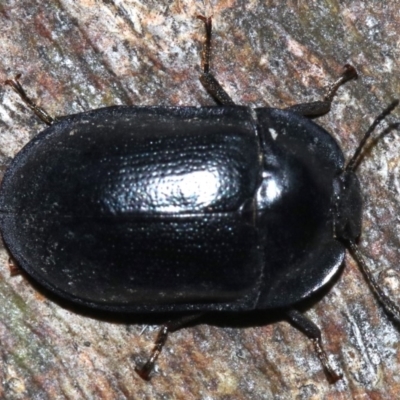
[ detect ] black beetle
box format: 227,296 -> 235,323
1,16 -> 399,382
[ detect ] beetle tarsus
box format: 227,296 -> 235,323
135,313 -> 204,380
197,15 -> 212,74
285,64 -> 358,118
197,15 -> 235,105
135,325 -> 169,380
310,337 -> 343,383
286,309 -> 342,383
5,74 -> 55,126
324,63 -> 358,103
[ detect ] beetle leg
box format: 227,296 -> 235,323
5,74 -> 54,125
8,257 -> 21,277
285,309 -> 342,383
135,313 -> 204,380
285,64 -> 358,118
197,16 -> 235,106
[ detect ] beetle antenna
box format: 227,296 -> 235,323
347,240 -> 400,323
345,100 -> 399,172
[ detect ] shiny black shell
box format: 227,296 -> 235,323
0,105 -> 354,313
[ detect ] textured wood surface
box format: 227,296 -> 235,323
0,1 -> 400,399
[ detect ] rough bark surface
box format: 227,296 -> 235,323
0,1 -> 400,399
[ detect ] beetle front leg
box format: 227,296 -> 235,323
135,313 -> 204,380
285,309 -> 342,383
197,16 -> 235,106
285,64 -> 358,118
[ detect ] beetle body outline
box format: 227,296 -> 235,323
1,14 -> 398,382
0,104 -> 355,313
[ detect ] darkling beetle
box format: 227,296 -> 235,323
1,15 -> 399,382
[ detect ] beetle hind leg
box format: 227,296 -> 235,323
286,309 -> 342,383
285,64 -> 358,118
135,313 -> 204,380
197,16 -> 235,106
5,74 -> 55,125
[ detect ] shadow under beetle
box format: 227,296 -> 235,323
1,16 -> 400,382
